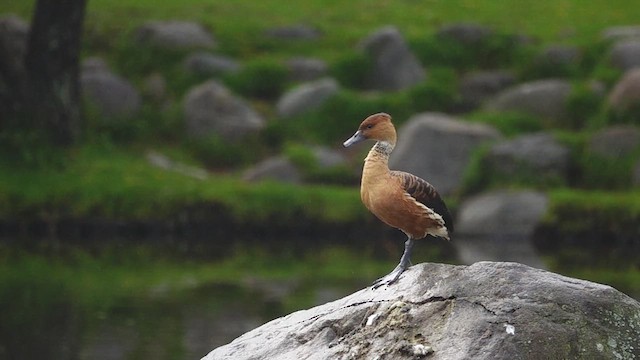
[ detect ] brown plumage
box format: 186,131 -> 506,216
343,112 -> 453,287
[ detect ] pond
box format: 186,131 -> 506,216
1,232 -> 637,360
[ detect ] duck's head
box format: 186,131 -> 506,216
343,113 -> 397,148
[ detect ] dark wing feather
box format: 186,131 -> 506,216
390,170 -> 454,233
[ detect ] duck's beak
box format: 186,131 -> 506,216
343,130 -> 366,147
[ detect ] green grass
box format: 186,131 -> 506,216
0,144 -> 365,224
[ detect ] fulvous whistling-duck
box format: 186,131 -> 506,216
343,113 -> 453,288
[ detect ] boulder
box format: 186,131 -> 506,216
183,80 -> 265,141
436,22 -> 493,45
459,70 -> 516,110
588,125 -> 640,158
141,72 -> 168,103
634,161 -> 640,186
0,14 -> 29,67
183,52 -> 241,76
454,190 -> 548,268
242,156 -> 301,184
609,39 -> 640,71
276,78 -> 339,118
285,57 -> 328,82
534,44 -> 582,67
264,24 -> 321,40
134,21 -> 216,49
602,25 -> 640,41
485,79 -> 573,122
202,261 -> 640,360
358,26 -> 426,91
486,132 -> 570,181
389,113 -> 501,195
608,67 -> 640,112
80,60 -> 141,118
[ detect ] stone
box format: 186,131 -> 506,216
602,25 -> 640,41
436,22 -> 494,44
454,190 -> 548,268
183,80 -> 265,141
276,78 -> 339,118
358,26 -> 426,91
264,24 -> 321,40
588,125 -> 640,158
202,261 -> 640,360
486,132 -> 570,180
0,14 -> 29,65
389,113 -> 501,195
459,70 -> 516,109
142,73 -> 168,103
311,146 -> 346,168
146,150 -> 208,180
183,52 -> 241,76
609,39 -> 640,71
81,56 -> 110,73
634,161 -> 640,186
242,156 -> 301,184
285,57 -> 328,82
485,79 -> 573,121
535,44 -> 582,67
134,21 -> 216,49
80,64 -> 141,118
608,68 -> 640,112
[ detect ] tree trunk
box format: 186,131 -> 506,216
0,0 -> 87,149
25,0 -> 87,146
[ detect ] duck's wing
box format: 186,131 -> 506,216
390,170 -> 454,233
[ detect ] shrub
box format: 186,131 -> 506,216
467,111 -> 543,136
224,59 -> 288,100
330,52 -> 372,90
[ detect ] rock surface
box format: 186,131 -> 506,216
183,80 -> 265,141
358,26 -> 426,91
80,61 -> 141,118
486,132 -> 570,181
183,52 -> 241,76
608,67 -> 640,112
485,79 -> 573,122
609,39 -> 640,71
588,125 -> 640,158
276,78 -> 340,118
134,20 -> 216,49
242,156 -> 301,184
202,261 -> 640,360
389,113 -> 501,195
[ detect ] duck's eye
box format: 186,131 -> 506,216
366,124 -> 374,129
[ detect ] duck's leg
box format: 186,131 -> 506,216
372,237 -> 414,289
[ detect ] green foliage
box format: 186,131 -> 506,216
331,52 -> 373,90
407,67 -> 459,112
224,59 -> 289,100
284,143 -> 358,185
186,134 -> 263,169
411,32 -> 529,71
564,82 -> 604,130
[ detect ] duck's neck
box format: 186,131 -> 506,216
363,140 -> 395,178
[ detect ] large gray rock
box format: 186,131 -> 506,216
588,125 -> 640,158
183,80 -> 265,141
358,26 -> 426,91
454,190 -> 548,268
485,79 -> 573,121
436,22 -> 493,44
264,24 -> 321,40
285,57 -> 328,82
608,67 -> 640,113
602,25 -> 640,41
609,39 -> 640,71
486,132 -> 570,180
242,156 -> 301,184
0,15 -> 29,67
80,60 -> 141,118
183,52 -> 241,76
459,70 -> 516,109
535,44 -> 582,67
389,113 -> 501,195
134,21 -> 216,49
202,261 -> 640,360
276,78 -> 339,118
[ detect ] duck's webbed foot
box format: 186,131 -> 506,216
371,238 -> 414,289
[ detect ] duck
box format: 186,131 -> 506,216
343,112 -> 453,288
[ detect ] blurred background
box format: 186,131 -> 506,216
1,0 -> 639,359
